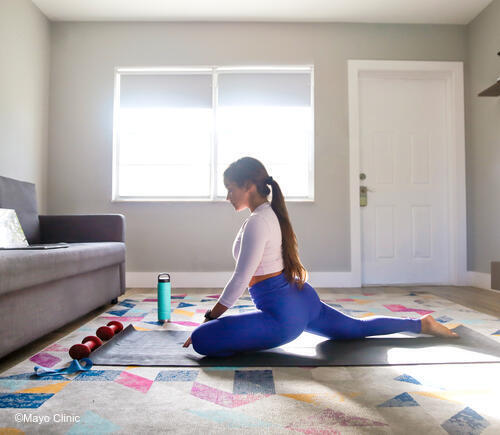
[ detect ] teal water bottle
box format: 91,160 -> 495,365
157,273 -> 171,323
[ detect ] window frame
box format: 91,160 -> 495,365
112,65 -> 315,202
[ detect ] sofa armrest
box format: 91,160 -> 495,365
39,214 -> 125,243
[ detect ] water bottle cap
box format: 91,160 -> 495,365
158,273 -> 170,282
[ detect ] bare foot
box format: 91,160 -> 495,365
420,314 -> 459,338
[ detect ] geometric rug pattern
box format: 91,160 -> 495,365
1,288 -> 499,433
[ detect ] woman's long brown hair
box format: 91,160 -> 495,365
224,156 -> 308,289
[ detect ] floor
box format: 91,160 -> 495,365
1,285 -> 499,375
0,285 -> 499,434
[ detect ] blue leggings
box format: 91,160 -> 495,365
191,273 -> 421,357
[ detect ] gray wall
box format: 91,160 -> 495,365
48,22 -> 466,273
0,0 -> 50,213
465,0 -> 500,274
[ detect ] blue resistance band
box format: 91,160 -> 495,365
33,358 -> 93,377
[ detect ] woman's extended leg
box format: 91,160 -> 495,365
305,301 -> 422,339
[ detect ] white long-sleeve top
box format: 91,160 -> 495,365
217,202 -> 284,308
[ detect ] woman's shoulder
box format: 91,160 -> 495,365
244,212 -> 271,235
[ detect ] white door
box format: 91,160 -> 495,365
359,71 -> 450,285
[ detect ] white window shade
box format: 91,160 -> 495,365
117,73 -> 213,198
217,73 -> 311,107
120,74 -> 212,108
216,72 -> 313,198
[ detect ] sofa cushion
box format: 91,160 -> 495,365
0,176 -> 40,244
0,242 -> 125,296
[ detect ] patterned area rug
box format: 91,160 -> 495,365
1,289 -> 499,434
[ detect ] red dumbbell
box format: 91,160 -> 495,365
69,336 -> 103,360
96,321 -> 124,341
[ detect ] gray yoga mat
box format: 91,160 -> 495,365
88,324 -> 500,367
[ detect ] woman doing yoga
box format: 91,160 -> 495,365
182,156 -> 458,357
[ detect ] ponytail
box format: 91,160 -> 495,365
266,178 -> 308,289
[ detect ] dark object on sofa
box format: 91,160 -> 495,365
0,175 -> 126,359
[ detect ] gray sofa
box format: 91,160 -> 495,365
0,175 -> 126,359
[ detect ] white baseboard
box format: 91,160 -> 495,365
126,271 -> 358,289
465,271 -> 494,291
126,270 -> 494,290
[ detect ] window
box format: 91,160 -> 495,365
112,66 -> 314,201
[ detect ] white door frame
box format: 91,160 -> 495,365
348,60 -> 467,287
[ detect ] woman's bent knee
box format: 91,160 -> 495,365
190,324 -> 235,357
191,326 -> 211,355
